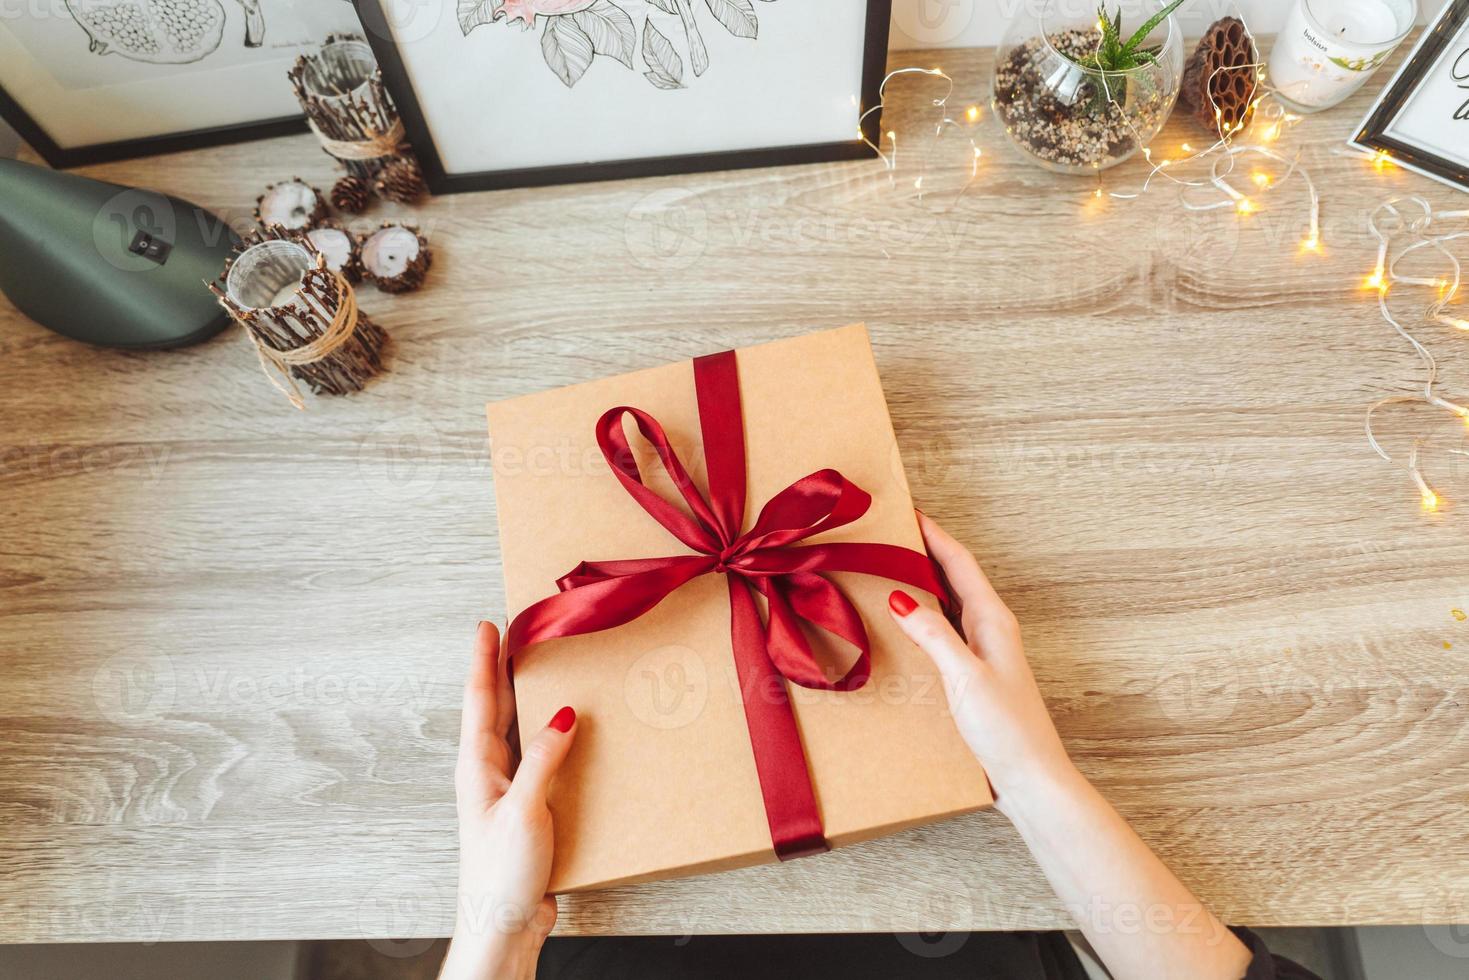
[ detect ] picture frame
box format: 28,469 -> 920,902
1350,0 -> 1469,192
353,0 -> 893,195
0,2 -> 361,168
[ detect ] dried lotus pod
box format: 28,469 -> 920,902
1180,17 -> 1260,138
304,221 -> 363,283
361,222 -> 431,293
372,155 -> 426,204
330,174 -> 372,214
255,178 -> 327,231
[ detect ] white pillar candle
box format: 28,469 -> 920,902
1268,0 -> 1417,112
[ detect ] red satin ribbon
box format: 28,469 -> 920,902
506,349 -> 946,859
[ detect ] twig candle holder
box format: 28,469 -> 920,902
303,221 -> 363,282
362,223 -> 431,293
289,34 -> 425,205
209,238 -> 388,409
256,178 -> 327,231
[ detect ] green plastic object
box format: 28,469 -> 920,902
0,158 -> 240,349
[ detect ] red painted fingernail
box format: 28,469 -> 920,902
889,590 -> 919,616
549,706 -> 575,732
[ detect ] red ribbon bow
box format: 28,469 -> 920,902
507,349 -> 945,858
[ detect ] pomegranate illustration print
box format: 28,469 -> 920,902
65,0 -> 265,64
459,0 -> 774,90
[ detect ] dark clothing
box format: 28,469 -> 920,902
539,927 -> 1321,979
1236,927 -> 1324,979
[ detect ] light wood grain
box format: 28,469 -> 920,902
3,42 -> 1468,944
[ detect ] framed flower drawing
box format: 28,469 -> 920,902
353,0 -> 893,194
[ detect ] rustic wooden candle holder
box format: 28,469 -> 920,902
255,178 -> 328,231
209,235 -> 388,408
361,222 -> 431,293
302,220 -> 363,283
288,34 -> 425,205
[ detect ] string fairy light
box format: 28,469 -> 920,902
1097,30 -> 1269,202
859,66 -> 984,207
859,19 -> 1463,515
1176,143 -> 1322,253
1090,14 -> 1326,256
1361,197 -> 1469,511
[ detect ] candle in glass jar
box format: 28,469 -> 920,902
1268,0 -> 1416,112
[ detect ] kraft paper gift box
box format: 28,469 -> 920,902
486,324 -> 992,892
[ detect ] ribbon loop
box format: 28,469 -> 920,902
596,406 -> 723,553
741,469 -> 873,553
759,573 -> 872,691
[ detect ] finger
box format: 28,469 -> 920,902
495,622 -> 516,741
505,706 -> 577,809
460,621 -> 501,753
888,589 -> 979,681
916,512 -> 1006,614
458,621 -> 511,808
916,512 -> 1018,650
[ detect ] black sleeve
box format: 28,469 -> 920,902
1232,927 -> 1324,980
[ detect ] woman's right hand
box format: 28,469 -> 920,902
887,512 -> 1076,817
892,514 -> 1256,980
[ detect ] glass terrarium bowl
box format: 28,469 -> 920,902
992,0 -> 1185,174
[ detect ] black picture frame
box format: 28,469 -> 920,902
0,3 -> 367,169
1351,0 -> 1469,192
353,0 -> 892,196
0,84 -> 308,168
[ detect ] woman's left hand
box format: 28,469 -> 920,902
439,621 -> 578,980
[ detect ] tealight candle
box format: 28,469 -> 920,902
1268,0 -> 1416,112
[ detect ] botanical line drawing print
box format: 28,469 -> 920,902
65,0 -> 265,65
642,17 -> 684,89
458,0 -> 772,90
649,0 -> 707,77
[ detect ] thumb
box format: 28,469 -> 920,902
508,706 -> 578,808
887,590 -> 979,689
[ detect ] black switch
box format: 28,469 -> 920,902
127,229 -> 172,266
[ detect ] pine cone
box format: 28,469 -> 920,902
1180,17 -> 1259,138
330,175 -> 372,214
373,157 -> 427,204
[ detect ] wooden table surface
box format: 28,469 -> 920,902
3,43 -> 1468,944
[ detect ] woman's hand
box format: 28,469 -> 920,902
887,512 -> 1075,817
892,515 -> 1253,980
439,621 -> 577,980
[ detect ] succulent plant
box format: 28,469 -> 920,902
1073,0 -> 1189,72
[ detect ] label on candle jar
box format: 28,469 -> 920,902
1269,0 -> 1415,111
